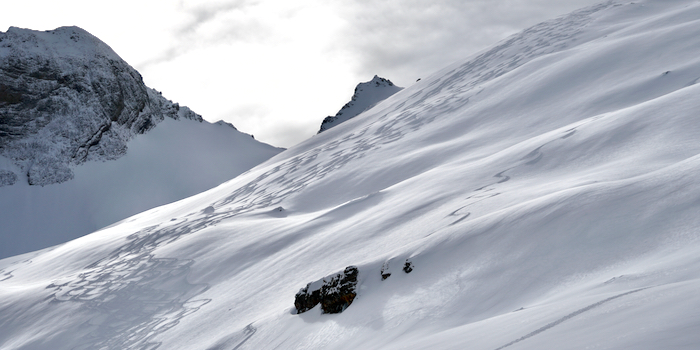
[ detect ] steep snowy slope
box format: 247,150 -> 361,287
0,26 -> 284,258
2,1 -> 700,349
0,117 -> 283,259
317,75 -> 402,133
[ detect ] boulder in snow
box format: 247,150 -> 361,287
295,266 -> 359,314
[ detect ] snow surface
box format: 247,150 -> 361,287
0,117 -> 282,258
2,1 -> 700,349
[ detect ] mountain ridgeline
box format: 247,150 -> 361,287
0,26 -> 202,186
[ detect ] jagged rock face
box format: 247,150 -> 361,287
318,75 -> 402,133
295,266 -> 359,314
0,26 -> 202,186
294,284 -> 322,314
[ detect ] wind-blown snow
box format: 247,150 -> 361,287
2,1 -> 700,349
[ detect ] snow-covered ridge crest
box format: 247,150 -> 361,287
0,26 -> 122,61
317,75 -> 402,133
0,26 -> 202,186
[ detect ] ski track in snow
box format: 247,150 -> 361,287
213,111 -> 430,214
212,3 -> 613,223
406,1 -> 614,116
0,258 -> 33,282
447,125 -> 581,226
44,218 -> 223,349
435,0 -> 617,227
0,269 -> 14,282
493,287 -> 650,350
205,323 -> 257,350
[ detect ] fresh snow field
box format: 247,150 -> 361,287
2,1 -> 700,349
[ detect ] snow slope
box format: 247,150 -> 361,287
0,117 -> 282,259
2,1 -> 700,349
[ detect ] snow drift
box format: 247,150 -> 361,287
2,1 -> 700,349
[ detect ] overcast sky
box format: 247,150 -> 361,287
2,0 -> 602,148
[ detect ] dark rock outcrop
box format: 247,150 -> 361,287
403,260 -> 414,274
295,266 -> 359,314
381,262 -> 391,280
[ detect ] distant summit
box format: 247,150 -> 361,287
318,75 -> 402,133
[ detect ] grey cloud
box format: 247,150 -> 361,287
137,46 -> 186,69
138,0 -> 272,69
176,0 -> 259,36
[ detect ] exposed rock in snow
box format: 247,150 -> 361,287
403,260 -> 414,274
214,120 -> 237,130
381,261 -> 391,280
0,26 -> 202,186
317,75 -> 402,133
295,266 -> 359,314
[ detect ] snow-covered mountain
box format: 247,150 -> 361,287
0,26 -> 283,258
317,75 -> 402,133
2,1 -> 700,349
0,26 -> 203,186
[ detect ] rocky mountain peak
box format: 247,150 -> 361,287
1,26 -> 122,62
366,75 -> 395,87
0,26 -> 202,186
317,75 -> 402,133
